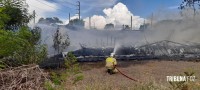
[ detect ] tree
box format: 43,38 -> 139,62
0,0 -> 47,67
139,23 -> 150,30
179,0 -> 200,16
104,23 -> 114,30
0,7 -> 10,29
0,27 -> 47,66
66,19 -> 85,30
53,27 -> 70,54
122,25 -> 131,30
31,27 -> 42,45
0,0 -> 32,30
38,17 -> 63,25
38,18 -> 45,23
52,17 -> 63,24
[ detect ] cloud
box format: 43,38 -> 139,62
47,0 -> 118,16
84,15 -> 107,29
26,0 -> 118,27
84,2 -> 145,30
26,0 -> 59,26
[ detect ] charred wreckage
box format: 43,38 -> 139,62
40,40 -> 200,68
73,40 -> 200,61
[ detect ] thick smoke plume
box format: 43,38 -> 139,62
145,13 -> 200,44
37,5 -> 200,55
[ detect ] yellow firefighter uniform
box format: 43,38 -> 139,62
105,56 -> 118,74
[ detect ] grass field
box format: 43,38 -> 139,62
64,60 -> 200,90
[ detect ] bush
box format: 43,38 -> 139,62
0,0 -> 46,67
0,27 -> 47,67
44,52 -> 83,90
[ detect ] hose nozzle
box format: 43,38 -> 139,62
110,53 -> 115,57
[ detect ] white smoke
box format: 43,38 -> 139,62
64,15 -> 80,25
84,2 -> 145,30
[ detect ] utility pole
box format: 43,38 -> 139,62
69,13 -> 71,22
93,22 -> 96,29
96,39 -> 98,47
151,13 -> 153,27
111,36 -> 113,46
101,39 -> 103,47
131,16 -> 132,30
107,35 -> 108,46
77,1 -> 80,20
33,10 -> 36,25
144,19 -> 146,29
89,17 -> 91,29
114,37 -> 116,45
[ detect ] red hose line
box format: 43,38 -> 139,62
115,67 -> 141,83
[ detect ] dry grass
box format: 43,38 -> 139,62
68,60 -> 200,90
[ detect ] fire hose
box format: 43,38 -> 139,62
115,67 -> 141,83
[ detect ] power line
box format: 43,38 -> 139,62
64,1 -> 76,6
30,0 -> 81,22
34,0 -> 78,17
35,0 -> 72,12
33,10 -> 36,24
35,0 -> 57,9
59,3 -> 75,10
28,4 -> 67,17
54,0 -> 76,10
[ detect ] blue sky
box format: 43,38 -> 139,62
119,0 -> 182,17
27,0 -> 183,28
41,0 -> 183,19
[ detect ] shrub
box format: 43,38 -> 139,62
44,52 -> 83,90
0,27 -> 47,67
0,0 -> 46,67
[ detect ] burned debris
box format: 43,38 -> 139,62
41,39 -> 200,68
70,40 -> 200,62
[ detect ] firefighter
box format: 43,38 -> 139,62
105,53 -> 118,75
